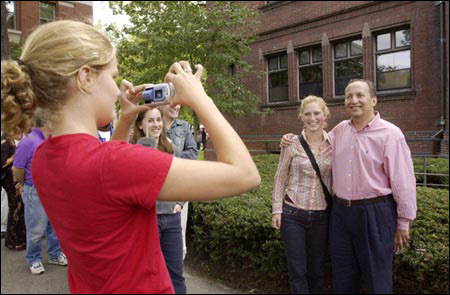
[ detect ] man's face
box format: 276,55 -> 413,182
344,81 -> 377,120
161,104 -> 180,120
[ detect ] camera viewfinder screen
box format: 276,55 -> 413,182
155,90 -> 163,99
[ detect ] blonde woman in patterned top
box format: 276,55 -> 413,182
272,95 -> 332,294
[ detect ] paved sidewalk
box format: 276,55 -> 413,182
1,238 -> 243,294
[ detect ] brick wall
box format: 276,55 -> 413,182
442,131 -> 449,156
206,1 -> 449,160
251,1 -> 441,129
58,2 -> 93,24
404,131 -> 435,155
204,130 -> 442,160
16,1 -> 93,43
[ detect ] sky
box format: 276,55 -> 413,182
92,1 -> 130,29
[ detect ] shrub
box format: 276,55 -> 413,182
188,155 -> 449,294
393,187 -> 449,294
188,154 -> 289,292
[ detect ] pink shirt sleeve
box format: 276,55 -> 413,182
384,133 -> 417,230
272,145 -> 293,214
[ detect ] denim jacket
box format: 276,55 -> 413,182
156,119 -> 198,215
165,119 -> 198,160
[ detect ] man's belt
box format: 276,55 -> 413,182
334,194 -> 393,207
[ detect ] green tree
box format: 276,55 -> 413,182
108,1 -> 261,127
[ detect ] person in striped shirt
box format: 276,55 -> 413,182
272,95 -> 332,294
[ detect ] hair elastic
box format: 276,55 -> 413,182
16,59 -> 26,66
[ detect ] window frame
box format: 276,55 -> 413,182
375,28 -> 411,92
6,1 -> 16,30
266,53 -> 289,104
297,46 -> 323,100
39,2 -> 56,25
333,38 -> 363,97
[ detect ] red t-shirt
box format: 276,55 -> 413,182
32,134 -> 174,294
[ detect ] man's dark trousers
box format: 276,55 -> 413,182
330,197 -> 397,294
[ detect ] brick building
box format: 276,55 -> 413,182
6,1 -> 93,45
206,1 -> 449,159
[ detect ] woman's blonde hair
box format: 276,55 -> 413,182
1,20 -> 114,140
298,95 -> 330,127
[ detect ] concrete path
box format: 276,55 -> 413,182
1,238 -> 243,294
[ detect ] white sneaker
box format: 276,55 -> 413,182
48,253 -> 68,266
30,261 -> 45,275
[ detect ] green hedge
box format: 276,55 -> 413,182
188,154 -> 449,294
393,186 -> 449,294
188,154 -> 289,292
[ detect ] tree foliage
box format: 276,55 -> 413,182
107,1 -> 261,125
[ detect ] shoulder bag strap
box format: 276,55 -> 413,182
298,135 -> 333,208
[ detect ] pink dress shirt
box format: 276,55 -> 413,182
272,130 -> 332,214
329,112 -> 417,230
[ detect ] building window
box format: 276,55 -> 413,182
267,54 -> 288,103
298,47 -> 323,99
334,39 -> 363,96
6,1 -> 16,30
40,2 -> 55,24
376,28 -> 411,91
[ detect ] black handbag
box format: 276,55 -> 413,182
298,135 -> 333,209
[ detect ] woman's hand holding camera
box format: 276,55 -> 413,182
118,79 -> 151,122
164,61 -> 207,109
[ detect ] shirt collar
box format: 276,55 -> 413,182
301,129 -> 330,145
349,111 -> 380,131
367,111 -> 380,128
168,119 -> 182,130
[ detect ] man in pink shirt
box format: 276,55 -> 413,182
328,79 -> 416,294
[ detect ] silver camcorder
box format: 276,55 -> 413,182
141,83 -> 175,105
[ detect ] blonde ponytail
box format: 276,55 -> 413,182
1,60 -> 36,140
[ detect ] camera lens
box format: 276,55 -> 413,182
155,89 -> 163,99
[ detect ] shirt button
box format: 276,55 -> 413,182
348,174 -> 351,177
